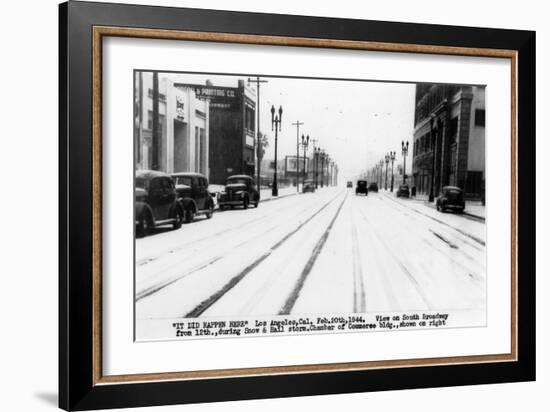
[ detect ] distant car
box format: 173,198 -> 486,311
355,180 -> 368,196
436,186 -> 465,213
396,185 -> 410,198
346,181 -> 353,188
303,179 -> 315,193
367,182 -> 379,193
171,172 -> 215,223
135,170 -> 184,237
218,175 -> 260,209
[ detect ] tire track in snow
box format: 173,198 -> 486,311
351,221 -> 366,313
184,190 -> 345,318
356,207 -> 434,310
137,200 -> 308,267
278,192 -> 349,315
380,194 -> 485,246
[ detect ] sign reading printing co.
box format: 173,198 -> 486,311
175,83 -> 240,110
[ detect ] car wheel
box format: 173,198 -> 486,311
173,208 -> 183,229
254,201 -> 259,208
184,208 -> 195,223
243,197 -> 249,209
206,202 -> 214,219
137,213 -> 151,237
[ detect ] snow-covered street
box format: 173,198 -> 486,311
135,187 -> 486,322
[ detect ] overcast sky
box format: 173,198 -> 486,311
162,72 -> 416,182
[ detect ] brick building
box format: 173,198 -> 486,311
412,84 -> 485,199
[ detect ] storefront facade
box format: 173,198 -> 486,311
412,84 -> 485,199
134,72 -> 210,177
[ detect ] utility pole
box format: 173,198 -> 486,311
248,77 -> 268,187
390,151 -> 396,192
152,71 -> 160,171
384,153 -> 389,190
292,120 -> 304,192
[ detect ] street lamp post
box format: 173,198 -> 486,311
401,140 -> 409,185
389,151 -> 396,192
328,161 -> 332,186
384,153 -> 389,191
320,151 -> 325,188
292,120 -> 304,192
301,134 -> 309,190
248,77 -> 268,189
428,115 -> 437,202
314,148 -> 320,188
271,105 -> 283,197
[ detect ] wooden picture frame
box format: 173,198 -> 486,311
59,1 -> 535,410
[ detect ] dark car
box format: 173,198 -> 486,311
367,182 -> 379,193
218,175 -> 260,209
303,179 -> 315,193
436,186 -> 465,213
346,181 -> 353,188
355,180 -> 368,196
135,170 -> 184,237
171,172 -> 215,223
396,185 -> 410,198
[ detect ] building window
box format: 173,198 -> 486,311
475,109 -> 485,127
147,88 -> 166,102
147,111 -> 164,135
245,105 -> 255,133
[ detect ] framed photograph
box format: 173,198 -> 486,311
59,1 -> 535,410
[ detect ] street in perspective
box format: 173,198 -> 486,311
133,71 -> 486,340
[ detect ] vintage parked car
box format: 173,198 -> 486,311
302,179 -> 315,193
367,182 -> 379,193
171,172 -> 215,223
355,180 -> 368,195
218,175 -> 260,209
436,186 -> 465,213
135,170 -> 184,237
346,181 -> 353,188
396,185 -> 410,198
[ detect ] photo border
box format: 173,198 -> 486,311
60,1 -> 534,410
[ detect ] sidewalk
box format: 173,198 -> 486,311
389,191 -> 485,220
259,185 -> 300,202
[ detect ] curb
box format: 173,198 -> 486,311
260,191 -> 299,203
212,190 -> 298,212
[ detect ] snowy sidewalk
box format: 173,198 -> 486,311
207,184 -> 299,210
388,191 -> 486,220
378,190 -> 485,221
259,186 -> 300,202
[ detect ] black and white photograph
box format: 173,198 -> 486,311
133,71 -> 487,341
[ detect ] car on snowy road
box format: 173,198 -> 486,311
218,175 -> 260,209
367,182 -> 379,193
436,186 -> 465,213
396,185 -> 410,198
355,180 -> 368,195
302,179 -> 315,193
135,170 -> 184,237
171,172 -> 215,223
